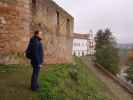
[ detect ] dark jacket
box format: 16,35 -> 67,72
26,36 -> 44,65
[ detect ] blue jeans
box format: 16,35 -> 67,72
31,64 -> 40,91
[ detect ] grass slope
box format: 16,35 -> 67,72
35,57 -> 112,100
0,57 -> 112,100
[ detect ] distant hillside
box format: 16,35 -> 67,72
118,43 -> 133,65
117,43 -> 133,49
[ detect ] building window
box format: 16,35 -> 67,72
32,0 -> 37,13
66,19 -> 70,36
47,7 -> 49,13
82,52 -> 84,56
73,52 -> 76,56
32,0 -> 36,8
32,0 -> 36,5
56,11 -> 60,34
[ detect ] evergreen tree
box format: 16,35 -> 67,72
95,28 -> 119,75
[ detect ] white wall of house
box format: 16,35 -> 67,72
72,34 -> 95,57
72,38 -> 88,56
88,39 -> 96,55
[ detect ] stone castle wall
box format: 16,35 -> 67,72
0,0 -> 31,54
0,0 -> 74,64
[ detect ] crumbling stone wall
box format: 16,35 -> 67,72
0,0 -> 31,53
0,0 -> 74,64
31,0 -> 74,64
0,0 -> 31,64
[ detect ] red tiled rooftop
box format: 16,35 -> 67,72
73,33 -> 90,39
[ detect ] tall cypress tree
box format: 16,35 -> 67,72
95,28 -> 119,75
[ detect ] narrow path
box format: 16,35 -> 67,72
81,56 -> 133,100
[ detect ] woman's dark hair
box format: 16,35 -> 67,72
34,30 -> 39,35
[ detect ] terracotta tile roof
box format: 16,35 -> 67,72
73,33 -> 89,39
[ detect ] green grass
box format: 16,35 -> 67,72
0,57 -> 112,100
0,64 -> 35,100
0,64 -> 21,72
35,57 -> 112,100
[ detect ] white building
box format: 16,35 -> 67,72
72,32 -> 95,57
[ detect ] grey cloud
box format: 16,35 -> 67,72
54,0 -> 133,43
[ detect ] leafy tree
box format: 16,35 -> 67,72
95,28 -> 119,75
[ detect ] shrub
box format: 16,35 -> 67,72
69,64 -> 78,82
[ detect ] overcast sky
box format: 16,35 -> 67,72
53,0 -> 133,43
